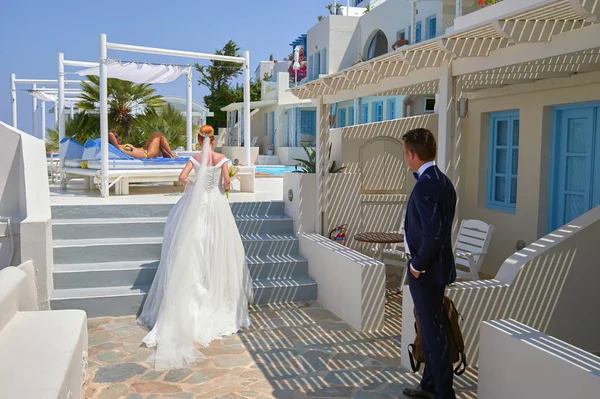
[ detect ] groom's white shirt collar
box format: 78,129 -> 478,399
417,161 -> 435,178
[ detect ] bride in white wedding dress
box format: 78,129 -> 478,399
137,125 -> 253,370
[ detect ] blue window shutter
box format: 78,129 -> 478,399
372,101 -> 383,122
487,110 -> 520,212
338,108 -> 346,128
428,17 -> 436,39
349,107 -> 355,126
321,48 -> 327,75
315,52 -> 321,77
363,103 -> 369,123
416,22 -> 422,43
308,55 -> 314,80
300,110 -> 317,135
264,113 -> 268,135
388,99 -> 396,120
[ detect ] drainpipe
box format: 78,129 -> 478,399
411,0 -> 417,45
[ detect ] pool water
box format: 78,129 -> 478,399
255,165 -> 298,176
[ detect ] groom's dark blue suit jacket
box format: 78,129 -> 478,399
405,165 -> 457,286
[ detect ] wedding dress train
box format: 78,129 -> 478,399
137,143 -> 253,369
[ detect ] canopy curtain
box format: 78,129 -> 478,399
28,90 -> 81,107
75,59 -> 191,84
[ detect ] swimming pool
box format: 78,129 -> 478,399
255,165 -> 298,176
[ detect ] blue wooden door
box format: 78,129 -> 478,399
550,105 -> 600,231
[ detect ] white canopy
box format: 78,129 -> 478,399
28,90 -> 81,107
76,59 -> 191,84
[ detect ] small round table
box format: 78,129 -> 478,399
355,232 -> 405,297
354,232 -> 404,262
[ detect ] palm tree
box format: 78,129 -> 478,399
131,104 -> 195,149
45,112 -> 101,152
77,76 -> 165,138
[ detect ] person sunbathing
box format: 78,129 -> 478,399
108,130 -> 178,159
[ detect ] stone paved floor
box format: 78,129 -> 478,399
84,295 -> 478,399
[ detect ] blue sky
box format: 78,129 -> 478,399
0,0 -> 331,136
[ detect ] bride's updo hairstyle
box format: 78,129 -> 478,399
198,125 -> 215,145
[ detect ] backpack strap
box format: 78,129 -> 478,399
407,343 -> 421,373
453,352 -> 467,376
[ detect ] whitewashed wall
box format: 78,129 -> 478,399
0,121 -> 52,309
326,115 -> 438,253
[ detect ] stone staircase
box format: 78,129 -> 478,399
50,201 -> 317,318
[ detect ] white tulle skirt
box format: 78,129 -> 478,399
137,167 -> 253,370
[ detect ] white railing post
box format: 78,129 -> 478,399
243,50 -> 252,165
99,34 -> 109,198
11,73 -> 17,128
58,53 -> 65,147
41,100 -> 46,142
186,70 -> 193,151
32,83 -> 37,137
437,60 -> 453,175
411,0 -> 417,44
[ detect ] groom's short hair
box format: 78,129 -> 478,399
402,128 -> 437,162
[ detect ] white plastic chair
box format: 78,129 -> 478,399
454,219 -> 495,281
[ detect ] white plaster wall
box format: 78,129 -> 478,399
402,205 -> 600,370
221,147 -> 260,165
307,16 -> 360,78
459,73 -> 600,277
298,232 -> 385,332
478,319 -> 600,398
283,173 -> 316,233
0,121 -> 52,310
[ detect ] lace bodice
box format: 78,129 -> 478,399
191,157 -> 227,193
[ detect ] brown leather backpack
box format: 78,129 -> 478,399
407,296 -> 467,376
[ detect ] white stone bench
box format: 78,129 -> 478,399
478,319 -> 600,398
0,264 -> 88,399
297,233 -> 385,332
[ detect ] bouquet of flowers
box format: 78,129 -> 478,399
226,164 -> 239,198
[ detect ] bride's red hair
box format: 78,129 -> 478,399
198,125 -> 215,145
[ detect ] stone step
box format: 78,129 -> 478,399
50,277 -> 318,317
52,214 -> 294,240
51,201 -> 285,220
53,255 -> 309,289
53,234 -> 300,264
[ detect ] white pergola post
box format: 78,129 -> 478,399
10,74 -> 17,128
32,83 -> 37,138
315,98 -> 330,235
58,53 -> 65,149
411,0 -> 417,44
186,70 -> 193,151
41,100 -> 46,141
437,60 -> 453,175
243,51 -> 251,165
99,34 -> 110,198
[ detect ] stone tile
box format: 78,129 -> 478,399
140,370 -> 164,381
163,369 -> 193,383
353,392 -> 392,399
126,395 -> 143,399
96,351 -> 127,363
94,363 -> 147,383
304,386 -> 355,397
214,353 -> 255,368
131,382 -> 183,394
97,383 -> 129,399
165,394 -> 194,399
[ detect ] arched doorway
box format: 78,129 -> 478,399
365,30 -> 389,60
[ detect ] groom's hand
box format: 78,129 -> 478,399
410,268 -> 420,279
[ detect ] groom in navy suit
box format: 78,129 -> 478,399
401,128 -> 457,399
